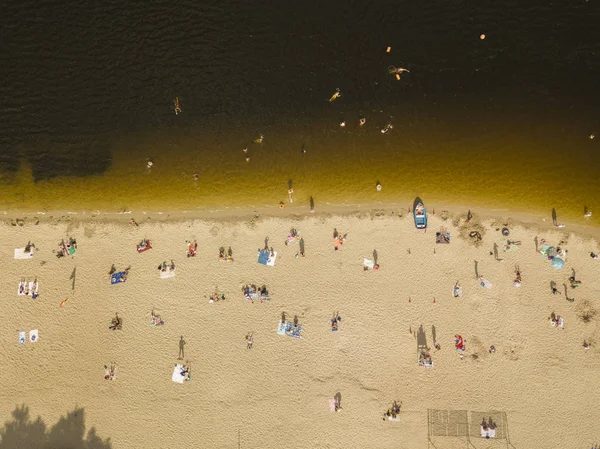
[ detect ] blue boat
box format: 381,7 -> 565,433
413,197 -> 427,229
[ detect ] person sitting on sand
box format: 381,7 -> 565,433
246,333 -> 254,350
481,418 -> 488,430
109,313 -> 122,330
150,310 -> 164,326
158,261 -> 167,271
187,240 -> 197,257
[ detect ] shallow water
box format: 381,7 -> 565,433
1,1 -> 599,220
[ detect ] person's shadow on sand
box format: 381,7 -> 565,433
178,336 -> 186,360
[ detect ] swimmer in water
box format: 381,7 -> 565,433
147,159 -> 154,169
359,117 -> 366,126
329,88 -> 341,102
381,123 -> 393,134
340,121 -> 346,127
193,172 -> 199,181
243,146 -> 248,153
254,135 -> 264,144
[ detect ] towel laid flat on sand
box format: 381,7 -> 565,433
480,427 -> 496,438
14,248 -> 34,259
387,416 -> 400,422
329,399 -> 337,413
18,331 -> 26,344
277,321 -> 287,335
172,364 -> 186,383
111,272 -> 127,284
18,280 -> 39,297
363,258 -> 375,270
30,329 -> 39,343
160,267 -> 176,279
258,250 -> 277,266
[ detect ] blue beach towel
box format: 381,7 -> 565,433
111,272 -> 127,285
257,250 -> 269,265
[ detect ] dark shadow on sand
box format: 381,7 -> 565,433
0,404 -> 111,449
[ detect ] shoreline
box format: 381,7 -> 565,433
2,199 -> 599,241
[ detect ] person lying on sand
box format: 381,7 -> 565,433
513,266 -> 522,287
331,312 -> 341,331
245,333 -> 254,350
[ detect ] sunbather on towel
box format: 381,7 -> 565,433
180,362 -> 191,381
455,335 -> 465,351
331,312 -> 341,331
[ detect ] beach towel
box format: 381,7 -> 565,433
18,331 -> 26,345
480,427 -> 496,438
14,248 -> 34,259
111,272 -> 127,284
551,317 -> 564,328
18,280 -> 39,297
285,322 -> 302,338
277,321 -> 287,335
479,278 -> 492,289
329,399 -> 337,413
267,251 -> 277,266
159,267 -> 176,279
172,364 -> 186,383
387,416 -> 400,422
258,250 -> 269,265
363,258 -> 375,270
30,329 -> 39,343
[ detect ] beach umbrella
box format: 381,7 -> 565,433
552,257 -> 565,270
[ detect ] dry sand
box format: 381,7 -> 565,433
1,208 -> 600,449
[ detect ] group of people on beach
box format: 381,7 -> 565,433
55,237 -> 77,258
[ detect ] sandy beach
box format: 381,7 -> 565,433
1,206 -> 599,449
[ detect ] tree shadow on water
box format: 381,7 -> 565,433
0,404 -> 111,449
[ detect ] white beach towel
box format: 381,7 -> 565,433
329,398 -> 337,413
14,248 -> 34,259
18,331 -> 26,345
30,329 -> 39,343
387,416 -> 400,422
480,278 -> 493,289
159,267 -> 176,279
277,321 -> 287,336
17,280 -> 39,297
363,258 -> 375,270
266,251 -> 277,267
172,364 -> 185,383
480,426 -> 496,438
